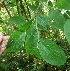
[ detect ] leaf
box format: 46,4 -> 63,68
0,63 -> 8,70
25,25 -> 41,58
57,0 -> 70,10
5,30 -> 26,52
64,19 -> 70,44
48,9 -> 65,30
36,14 -> 49,30
36,9 -> 65,30
8,16 -> 25,24
63,11 -> 70,19
38,38 -> 66,66
48,1 -> 53,7
41,0 -> 48,2
17,19 -> 33,31
63,13 -> 70,19
28,3 -> 38,11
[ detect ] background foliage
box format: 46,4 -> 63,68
0,0 -> 70,71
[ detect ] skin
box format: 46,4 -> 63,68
0,32 -> 10,55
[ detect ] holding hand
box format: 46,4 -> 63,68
0,32 -> 10,55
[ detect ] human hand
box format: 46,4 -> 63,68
0,32 -> 10,55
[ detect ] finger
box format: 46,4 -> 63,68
2,40 -> 8,44
0,32 -> 3,42
3,36 -> 10,41
1,40 -> 8,48
0,46 -> 6,54
0,47 -> 6,52
1,43 -> 7,48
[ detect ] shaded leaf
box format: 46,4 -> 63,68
64,19 -> 70,44
0,63 -> 8,70
48,1 -> 53,7
8,16 -> 25,24
17,19 -> 33,31
28,3 -> 38,11
5,30 -> 26,52
25,25 -> 41,58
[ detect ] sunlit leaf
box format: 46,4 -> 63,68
38,38 -> 66,66
36,14 -> 49,30
48,9 -> 65,30
36,9 -> 65,30
57,0 -> 70,10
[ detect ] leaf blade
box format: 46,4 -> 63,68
5,31 -> 25,52
57,0 -> 70,10
25,25 -> 41,58
38,38 -> 66,66
64,19 -> 70,44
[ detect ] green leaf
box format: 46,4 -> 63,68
28,3 -> 38,11
38,38 -> 66,66
0,63 -> 8,70
36,9 -> 65,30
17,19 -> 33,31
8,16 -> 25,24
41,0 -> 48,2
64,19 -> 70,44
25,25 -> 41,58
57,0 -> 70,10
48,1 -> 53,7
36,14 -> 49,30
63,13 -> 70,19
5,30 -> 26,52
48,9 -> 65,30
